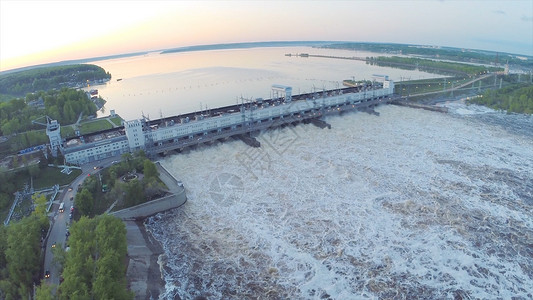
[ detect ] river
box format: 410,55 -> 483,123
144,102 -> 532,299
93,46 -> 532,299
90,46 -> 441,120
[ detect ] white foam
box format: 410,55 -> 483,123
147,104 -> 533,299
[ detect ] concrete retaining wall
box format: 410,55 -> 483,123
111,189 -> 186,220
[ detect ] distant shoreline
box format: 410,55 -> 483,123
160,41 -> 331,54
0,41 -> 334,75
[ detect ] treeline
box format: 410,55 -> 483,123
57,214 -> 133,299
0,150 -> 54,212
0,87 -> 97,136
0,64 -> 110,97
75,151 -> 164,217
0,194 -> 49,299
468,84 -> 533,114
322,42 -> 533,68
369,56 -> 502,76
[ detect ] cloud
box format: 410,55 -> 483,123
492,10 -> 505,15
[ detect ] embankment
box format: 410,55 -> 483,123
112,162 -> 186,299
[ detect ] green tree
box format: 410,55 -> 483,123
5,215 -> 44,298
51,245 -> 67,273
75,188 -> 94,217
59,217 -> 95,300
59,215 -> 132,300
121,153 -> 133,171
143,159 -> 158,179
143,177 -> 164,200
125,179 -> 144,207
35,280 -> 54,300
32,193 -> 48,217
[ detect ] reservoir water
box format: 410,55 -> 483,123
93,46 -> 532,299
91,46 -> 440,120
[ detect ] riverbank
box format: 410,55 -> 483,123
121,162 -> 187,299
125,220 -> 166,300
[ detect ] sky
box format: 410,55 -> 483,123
1,0 -> 532,72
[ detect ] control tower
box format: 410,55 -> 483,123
46,119 -> 62,156
32,116 -> 62,156
272,84 -> 292,103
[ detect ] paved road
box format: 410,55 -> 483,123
409,73 -> 493,98
43,155 -> 123,286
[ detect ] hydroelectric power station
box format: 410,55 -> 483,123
56,76 -> 396,165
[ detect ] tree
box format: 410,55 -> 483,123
143,177 -> 164,200
59,217 -> 95,300
108,181 -> 126,207
82,174 -> 99,194
125,179 -> 144,207
32,193 -> 48,217
143,159 -> 158,179
51,245 -> 67,272
121,153 -> 133,171
59,215 -> 132,300
5,215 -> 44,298
75,188 -> 94,217
35,280 -> 54,300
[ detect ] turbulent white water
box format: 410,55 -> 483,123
146,103 -> 533,300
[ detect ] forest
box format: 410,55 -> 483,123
0,195 -> 131,299
0,194 -> 50,300
0,88 -> 97,136
56,215 -> 132,299
0,64 -> 110,98
322,42 -> 533,68
468,84 -> 533,114
368,56 -> 502,76
75,151 -> 164,217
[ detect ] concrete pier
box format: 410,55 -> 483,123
307,118 -> 331,129
392,100 -> 449,113
238,134 -> 261,148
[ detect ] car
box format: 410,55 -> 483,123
111,160 -> 119,165
45,270 -> 50,278
69,213 -> 73,219
68,187 -> 73,191
51,243 -> 56,248
70,196 -> 74,201
70,206 -> 74,212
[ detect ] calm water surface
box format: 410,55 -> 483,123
91,47 -> 441,120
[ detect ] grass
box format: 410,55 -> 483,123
61,125 -> 76,138
32,167 -> 82,190
1,166 -> 82,221
79,119 -> 113,135
109,116 -> 123,126
396,77 -> 481,96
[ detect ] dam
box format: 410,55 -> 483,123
60,76 -> 396,165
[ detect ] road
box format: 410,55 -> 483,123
409,73 -> 493,97
43,154 -> 123,286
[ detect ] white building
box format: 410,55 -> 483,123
59,80 -> 394,165
63,130 -> 129,165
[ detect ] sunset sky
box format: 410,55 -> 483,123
1,0 -> 532,72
